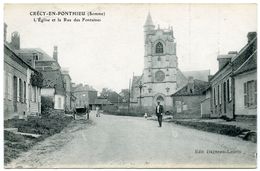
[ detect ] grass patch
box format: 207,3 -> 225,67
4,114 -> 73,165
172,120 -> 245,137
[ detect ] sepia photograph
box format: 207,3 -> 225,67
2,2 -> 257,169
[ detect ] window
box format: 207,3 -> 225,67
28,84 -> 31,101
217,85 -> 220,105
166,87 -> 170,93
255,80 -> 257,105
219,84 -> 222,105
227,79 -> 230,101
155,42 -> 163,54
24,81 -> 26,103
158,57 -> 161,61
148,88 -> 152,93
213,87 -> 216,106
244,80 -> 257,107
19,78 -> 23,102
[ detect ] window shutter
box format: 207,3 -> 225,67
229,78 -> 232,101
254,80 -> 257,105
244,82 -> 248,107
24,81 -> 26,103
219,84 -> 222,104
17,78 -> 20,102
213,87 -> 216,106
217,85 -> 220,105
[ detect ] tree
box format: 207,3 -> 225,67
119,89 -> 130,103
100,88 -> 123,104
100,88 -> 113,99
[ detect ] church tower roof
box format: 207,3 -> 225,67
144,12 -> 154,26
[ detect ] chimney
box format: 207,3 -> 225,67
187,76 -> 194,94
217,54 -> 234,70
247,32 -> 257,43
11,31 -> 20,50
228,51 -> 238,55
4,23 -> 7,42
208,75 -> 213,82
53,46 -> 58,62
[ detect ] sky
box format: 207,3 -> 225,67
4,4 -> 257,93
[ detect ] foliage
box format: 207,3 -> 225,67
41,96 -> 54,117
100,88 -> 123,104
171,120 -> 244,137
30,72 -> 44,88
4,114 -> 73,164
119,89 -> 130,103
4,131 -> 36,164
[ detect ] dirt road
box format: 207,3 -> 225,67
6,113 -> 257,168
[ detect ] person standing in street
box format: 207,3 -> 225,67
155,101 -> 164,127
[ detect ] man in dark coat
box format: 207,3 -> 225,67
155,101 -> 164,127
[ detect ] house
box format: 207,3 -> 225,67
200,85 -> 212,118
72,83 -> 98,110
209,32 -> 257,119
4,26 -> 41,120
16,45 -> 67,111
171,77 -> 209,118
232,35 -> 257,120
61,68 -> 73,112
40,69 -> 66,110
93,97 -> 113,110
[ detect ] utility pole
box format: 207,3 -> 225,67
136,81 -> 146,108
128,78 -> 131,113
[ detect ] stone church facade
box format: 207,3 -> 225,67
130,13 -> 189,113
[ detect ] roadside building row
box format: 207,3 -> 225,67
208,32 -> 257,120
4,25 -> 41,119
169,32 -> 257,120
4,24 -> 77,120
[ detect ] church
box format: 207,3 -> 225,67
130,13 -> 210,113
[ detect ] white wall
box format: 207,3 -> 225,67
235,71 -> 257,115
54,94 -> 65,110
41,88 -> 55,96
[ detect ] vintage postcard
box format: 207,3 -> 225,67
3,3 -> 257,169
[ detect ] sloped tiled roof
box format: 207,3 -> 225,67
183,70 -> 210,82
4,43 -> 37,72
41,69 -> 66,95
176,68 -> 188,89
172,79 -> 209,96
233,50 -> 257,76
72,84 -> 97,92
94,98 -> 112,105
17,48 -> 54,61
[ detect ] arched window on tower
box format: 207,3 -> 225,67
155,42 -> 163,54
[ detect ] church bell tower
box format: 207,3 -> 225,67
141,12 -> 178,111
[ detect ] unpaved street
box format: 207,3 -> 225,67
6,113 -> 256,168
